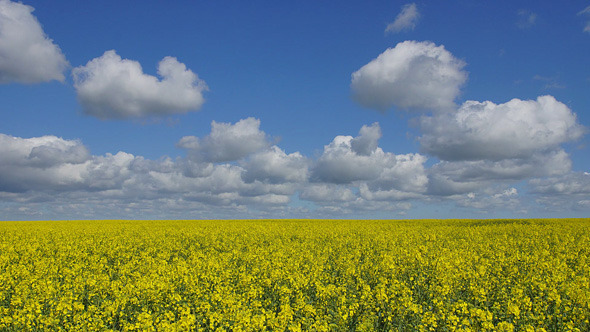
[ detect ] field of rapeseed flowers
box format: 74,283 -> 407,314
0,219 -> 588,331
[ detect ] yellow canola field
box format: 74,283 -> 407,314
0,219 -> 589,331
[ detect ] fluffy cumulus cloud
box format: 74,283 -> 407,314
386,3 -> 420,34
0,134 -> 138,193
1,114 -> 588,219
350,122 -> 382,156
0,134 -> 89,168
0,127 -> 298,218
294,123 -> 429,215
351,41 -> 467,112
241,146 -> 309,184
72,50 -> 207,119
0,120 -> 434,219
420,96 -> 585,161
427,150 -> 572,196
419,94 -> 586,200
360,153 -> 428,200
529,172 -> 590,211
178,118 -> 269,163
343,40 -> 589,214
0,0 -> 68,83
529,172 -> 590,196
311,123 -> 428,194
312,123 -> 385,183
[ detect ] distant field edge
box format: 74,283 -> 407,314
1,218 -> 589,223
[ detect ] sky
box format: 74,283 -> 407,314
1,0 -> 589,220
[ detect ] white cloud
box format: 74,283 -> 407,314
312,125 -> 384,184
0,133 -> 156,194
0,134 -> 89,167
82,152 -> 139,191
529,172 -> 590,196
241,146 -> 309,184
533,74 -> 565,90
148,164 -> 246,195
385,3 -> 420,34
0,0 -> 68,83
0,120 -> 434,219
0,131 -> 299,218
359,182 -> 423,201
0,134 -> 90,192
178,117 -> 270,163
420,96 -> 585,161
351,122 -> 381,156
529,172 -> 590,211
517,10 -> 537,29
1,115 -> 587,218
72,50 -> 207,119
578,6 -> 590,33
309,199 -> 412,218
351,41 -> 467,112
311,123 -> 428,194
299,184 -> 356,203
426,150 -> 572,196
495,187 -> 518,198
366,153 -> 428,194
454,187 -> 523,212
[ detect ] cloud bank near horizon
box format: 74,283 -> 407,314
0,102 -> 585,219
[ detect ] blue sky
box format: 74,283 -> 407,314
1,0 -> 589,220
